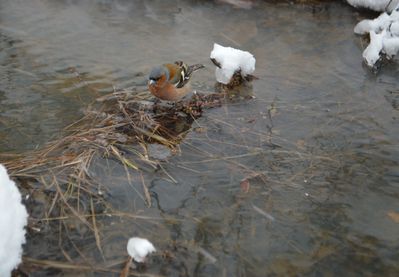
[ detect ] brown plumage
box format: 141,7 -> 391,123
148,61 -> 204,101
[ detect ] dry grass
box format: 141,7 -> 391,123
2,86 -> 247,275
2,82 -> 345,275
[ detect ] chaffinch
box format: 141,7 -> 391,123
148,61 -> 204,101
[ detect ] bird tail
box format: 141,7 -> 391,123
187,63 -> 205,76
175,61 -> 204,77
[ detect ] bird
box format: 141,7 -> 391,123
148,61 -> 204,101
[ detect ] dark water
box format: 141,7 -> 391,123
1,0 -> 399,276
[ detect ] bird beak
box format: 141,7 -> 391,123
148,79 -> 155,85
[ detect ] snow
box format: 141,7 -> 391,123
354,7 -> 399,67
210,43 -> 256,85
390,21 -> 399,35
383,36 -> 399,56
354,12 -> 391,34
363,30 -> 385,66
347,0 -> 398,12
0,164 -> 28,277
127,237 -> 156,263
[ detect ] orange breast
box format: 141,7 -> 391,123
149,82 -> 191,101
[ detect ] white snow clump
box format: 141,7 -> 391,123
347,0 -> 398,12
127,237 -> 156,263
354,12 -> 392,34
210,43 -> 255,85
362,30 -> 385,66
0,164 -> 28,277
354,6 -> 399,67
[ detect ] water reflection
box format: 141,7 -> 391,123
1,0 -> 399,276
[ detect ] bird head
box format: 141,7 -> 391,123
148,66 -> 169,86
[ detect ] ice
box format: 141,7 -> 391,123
210,43 -> 256,85
347,0 -> 398,12
127,237 -> 156,263
0,164 -> 28,277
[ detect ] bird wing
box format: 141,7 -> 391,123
164,62 -> 204,88
163,63 -> 184,87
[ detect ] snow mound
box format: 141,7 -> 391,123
354,7 -> 399,67
210,43 -> 256,85
347,0 -> 398,12
363,30 -> 385,66
0,164 -> 28,277
127,237 -> 155,263
354,12 -> 391,35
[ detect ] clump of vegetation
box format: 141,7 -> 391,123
1,87 -> 247,275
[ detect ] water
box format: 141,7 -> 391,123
1,0 -> 399,276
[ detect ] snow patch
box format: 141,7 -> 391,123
127,237 -> 156,263
354,6 -> 399,67
354,12 -> 391,35
210,43 -> 256,85
383,36 -> 399,57
0,164 -> 28,277
363,30 -> 385,66
347,0 -> 398,12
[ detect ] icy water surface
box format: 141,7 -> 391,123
1,0 -> 399,276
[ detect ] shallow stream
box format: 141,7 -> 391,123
1,0 -> 399,276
